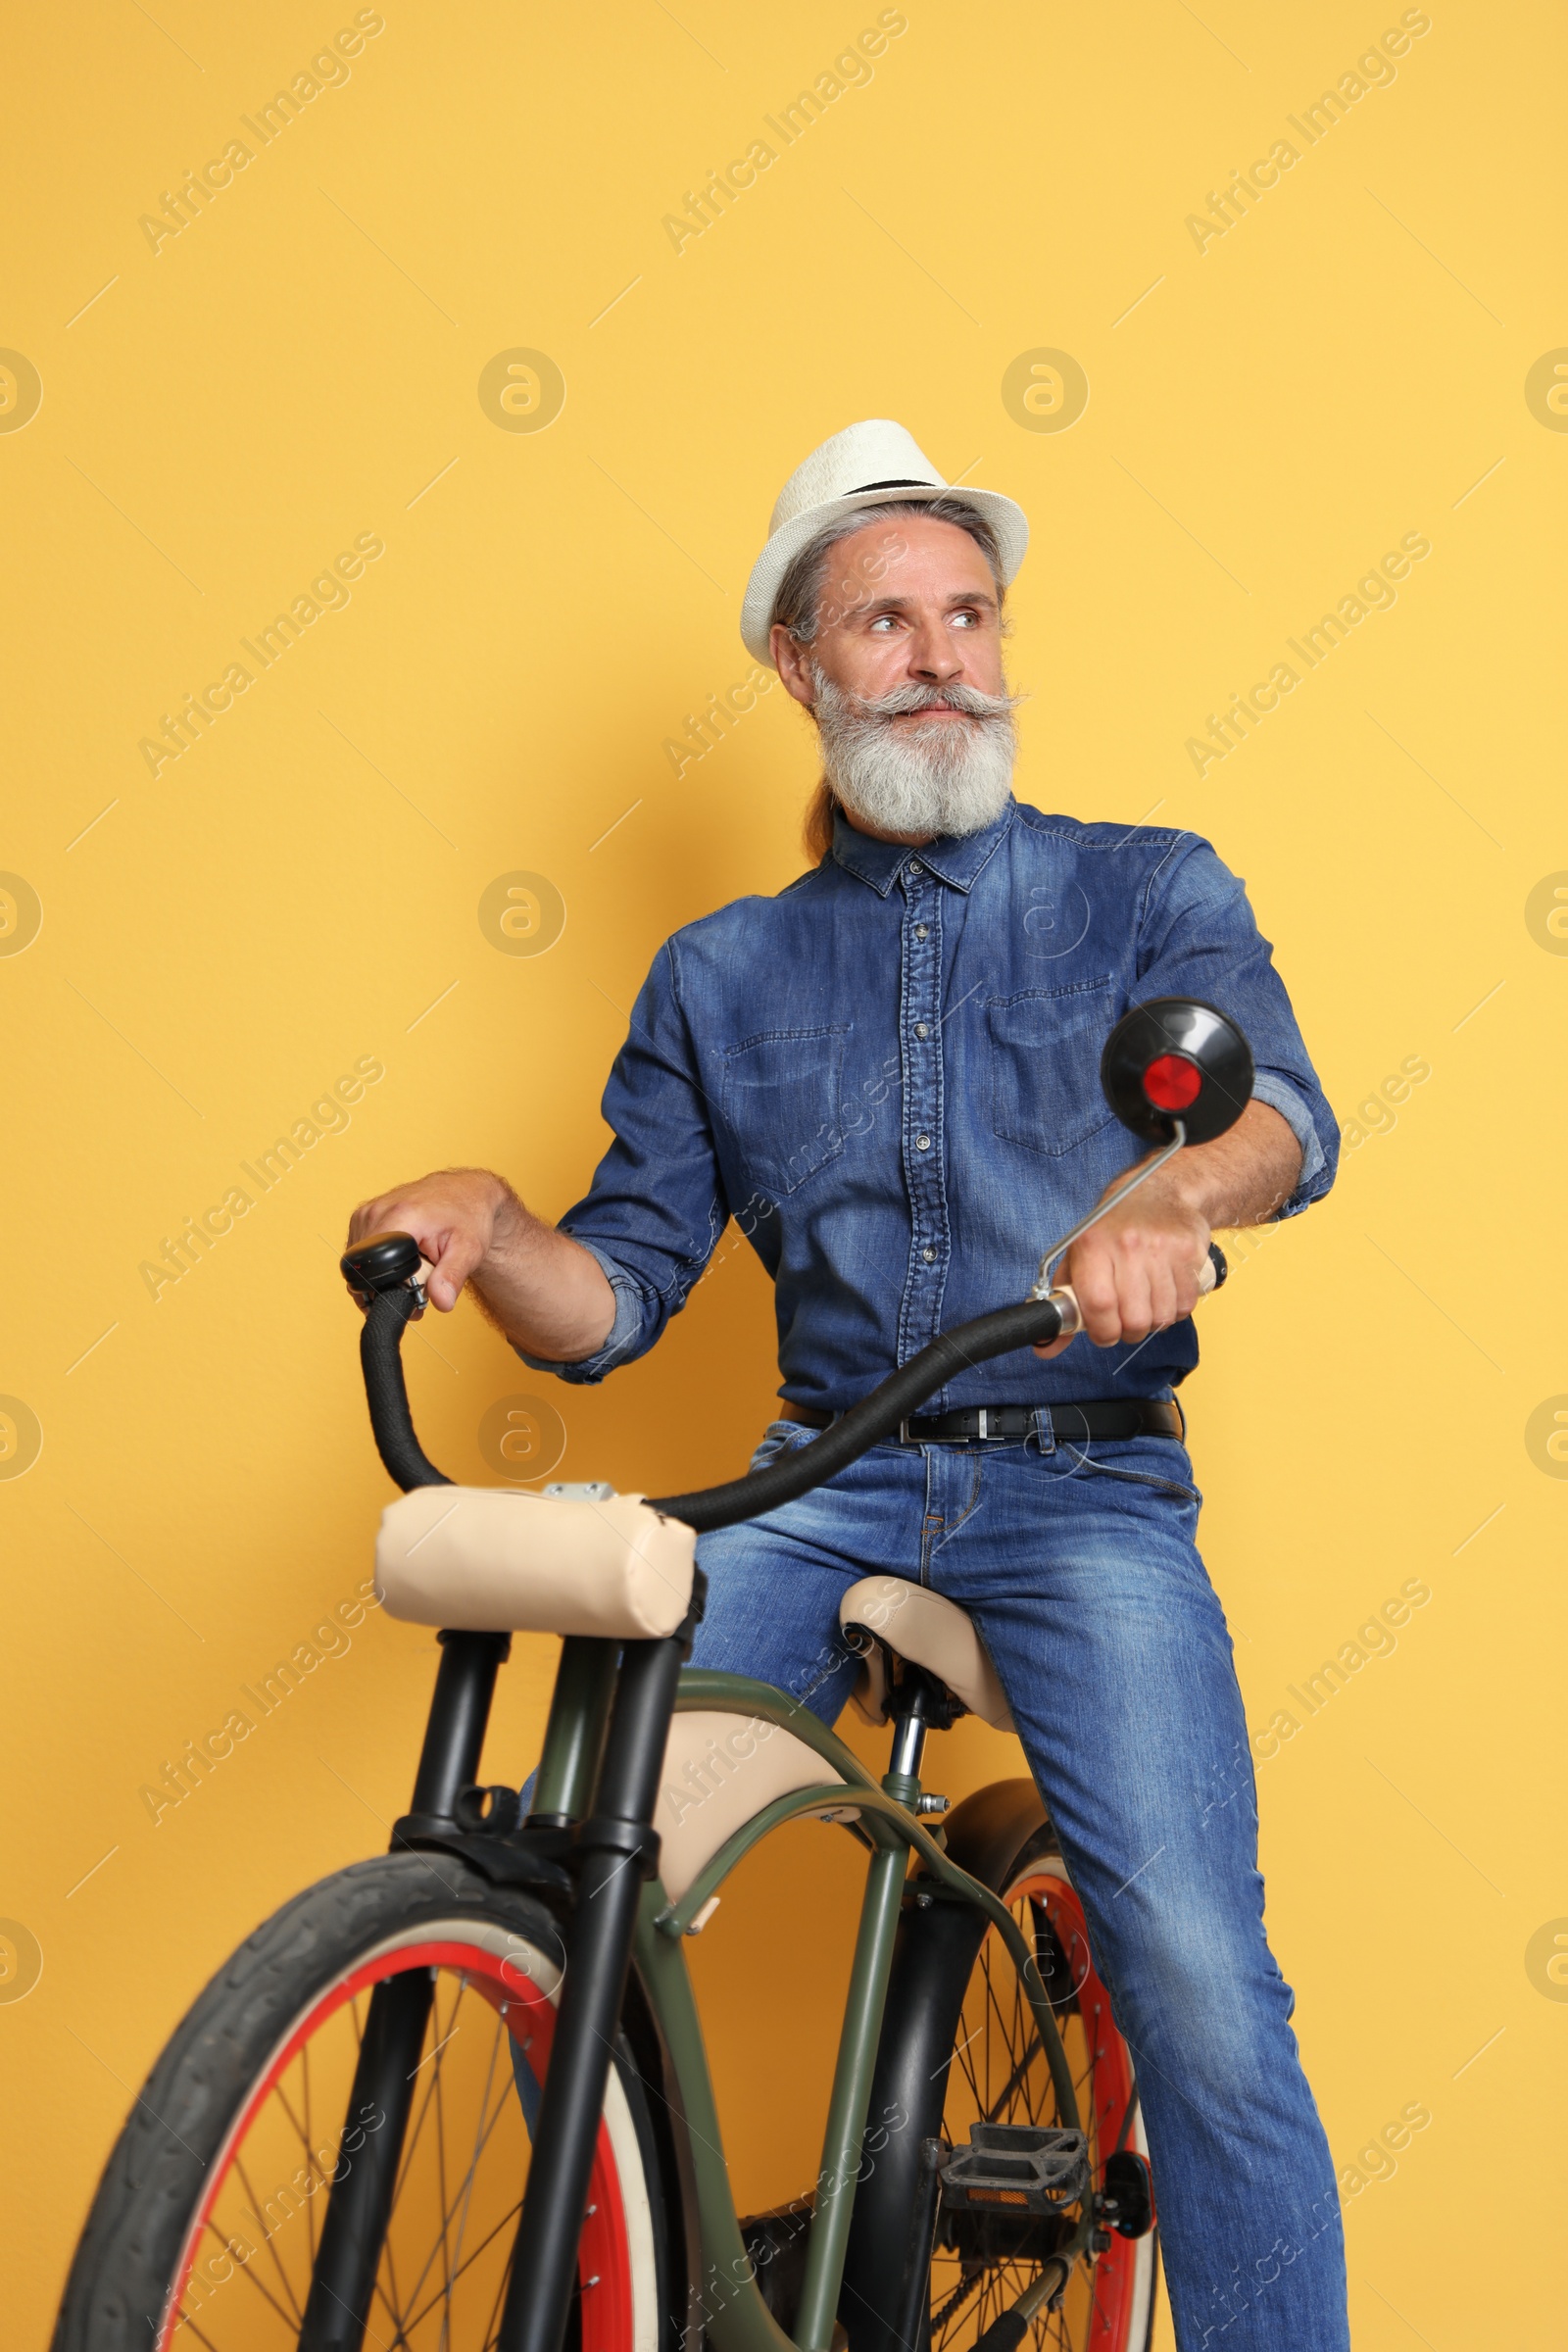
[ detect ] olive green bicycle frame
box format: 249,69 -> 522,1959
530,1646 -> 1089,2352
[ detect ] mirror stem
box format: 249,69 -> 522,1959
1027,1123 -> 1187,1301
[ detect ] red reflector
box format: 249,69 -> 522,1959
1143,1052 -> 1201,1110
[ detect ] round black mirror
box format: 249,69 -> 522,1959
1100,998 -> 1254,1146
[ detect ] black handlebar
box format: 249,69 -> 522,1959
646,1296 -> 1066,1531
341,1231 -> 1069,1522
342,1238 -> 452,1492
358,1290 -> 454,1491
340,1232 -> 1224,1532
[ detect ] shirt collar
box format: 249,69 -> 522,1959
829,795 -> 1015,898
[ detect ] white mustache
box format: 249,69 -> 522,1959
831,678 -> 1021,722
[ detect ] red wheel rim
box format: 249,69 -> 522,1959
159,1936 -> 638,2352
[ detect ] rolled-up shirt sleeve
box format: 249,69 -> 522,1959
514,939 -> 729,1384
1136,834 -> 1338,1218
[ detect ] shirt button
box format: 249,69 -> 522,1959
908,859 -> 923,875
922,1246 -> 936,1262
914,923 -> 930,941
916,1133 -> 931,1152
914,1022 -> 929,1040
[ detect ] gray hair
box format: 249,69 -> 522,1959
769,495 -> 1006,648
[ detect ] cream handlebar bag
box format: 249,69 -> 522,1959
375,1486 -> 696,1640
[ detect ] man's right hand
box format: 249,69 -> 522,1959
346,1169 -> 618,1361
347,1167 -> 516,1312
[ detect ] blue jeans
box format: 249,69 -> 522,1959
690,1419 -> 1349,2352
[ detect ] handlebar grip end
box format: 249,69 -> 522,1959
1044,1284 -> 1083,1337
342,1230 -> 425,1301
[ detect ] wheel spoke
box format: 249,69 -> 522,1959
481,2213 -> 516,2352
389,1973 -> 463,2219
441,2007 -> 511,2347
195,2207 -> 306,2333
268,2064 -> 322,2245
983,2028 -> 1047,2125
388,2060 -> 440,2213
303,2041 -> 319,2274
230,2150 -> 308,2324
981,1941 -> 1027,2094
391,1996 -> 520,2327
401,2194 -> 525,2337
380,1976 -> 479,2342
952,2017 -> 986,2111
931,2261 -> 986,2333
368,1979 -> 452,2342
432,1980 -> 456,2322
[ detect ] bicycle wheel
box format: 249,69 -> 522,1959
53,1852 -> 677,2351
930,1828 -> 1155,2352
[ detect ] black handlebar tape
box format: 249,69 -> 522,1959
647,1294 -> 1065,1535
360,1287 -> 453,1491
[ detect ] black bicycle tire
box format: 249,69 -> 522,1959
52,1851 -> 677,2352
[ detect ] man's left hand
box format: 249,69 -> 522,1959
1033,1099 -> 1302,1356
1033,1161 -> 1210,1356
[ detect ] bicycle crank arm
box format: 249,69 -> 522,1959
969,2256 -> 1073,2350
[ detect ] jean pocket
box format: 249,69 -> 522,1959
748,1419 -> 819,1473
988,980 -> 1119,1157
1068,1438 -> 1202,1506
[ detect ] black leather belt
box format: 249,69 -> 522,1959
780,1397 -> 1184,1444
900,1398 -> 1184,1445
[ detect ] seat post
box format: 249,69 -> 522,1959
887,1708 -> 928,1787
884,1672 -> 942,1805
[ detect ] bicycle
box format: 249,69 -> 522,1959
54,995 -> 1251,2352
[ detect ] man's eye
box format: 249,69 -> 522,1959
869,614 -> 899,631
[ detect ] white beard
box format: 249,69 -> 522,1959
811,666 -> 1020,839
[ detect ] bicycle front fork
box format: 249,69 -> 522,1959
297,1610 -> 696,2352
299,1628 -> 509,2352
497,1616 -> 695,2352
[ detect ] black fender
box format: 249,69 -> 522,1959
840,1780 -> 1054,2351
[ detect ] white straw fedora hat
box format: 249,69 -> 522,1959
741,418 -> 1028,666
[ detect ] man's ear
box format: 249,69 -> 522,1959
770,624 -> 817,709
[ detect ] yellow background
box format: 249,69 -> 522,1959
2,2 -> 1563,2341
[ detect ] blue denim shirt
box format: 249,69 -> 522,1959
522,798 -> 1338,1415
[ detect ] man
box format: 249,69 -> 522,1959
349,420 -> 1348,2349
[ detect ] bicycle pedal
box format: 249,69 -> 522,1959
941,2123 -> 1090,2212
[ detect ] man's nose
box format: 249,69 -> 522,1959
906,617 -> 963,683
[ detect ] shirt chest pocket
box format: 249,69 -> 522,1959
988,980 -> 1117,1157
720,1025 -> 851,1201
